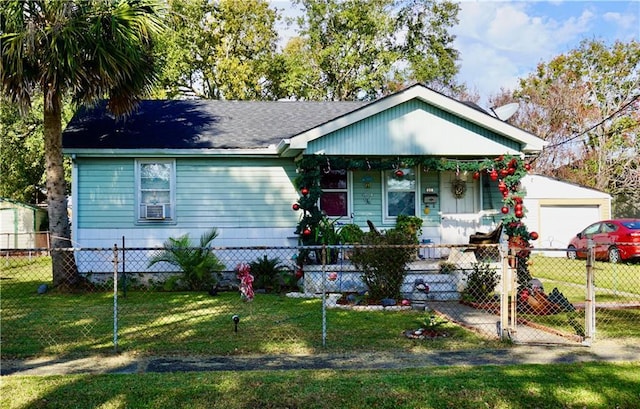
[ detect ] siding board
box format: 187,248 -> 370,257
76,157 -> 300,230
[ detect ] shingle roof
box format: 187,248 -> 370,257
62,99 -> 369,150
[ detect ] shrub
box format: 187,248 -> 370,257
148,228 -> 224,291
338,223 -> 364,244
349,228 -> 416,301
249,255 -> 292,293
462,262 -> 499,302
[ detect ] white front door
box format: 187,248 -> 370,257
439,171 -> 482,245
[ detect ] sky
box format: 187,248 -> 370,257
272,0 -> 639,107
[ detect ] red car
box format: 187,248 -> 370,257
567,219 -> 640,263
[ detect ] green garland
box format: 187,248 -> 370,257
292,155 -> 536,285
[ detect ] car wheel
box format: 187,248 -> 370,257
608,247 -> 620,263
567,246 -> 577,260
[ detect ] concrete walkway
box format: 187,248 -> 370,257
430,301 -> 582,345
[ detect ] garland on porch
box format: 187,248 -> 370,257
291,155 -> 537,286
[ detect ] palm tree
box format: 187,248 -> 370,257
148,228 -> 225,291
1,0 -> 165,287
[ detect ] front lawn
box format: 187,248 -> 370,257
1,257 -> 499,358
3,362 -> 639,409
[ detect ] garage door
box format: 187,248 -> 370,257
539,205 -> 600,256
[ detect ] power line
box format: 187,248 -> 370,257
544,94 -> 639,150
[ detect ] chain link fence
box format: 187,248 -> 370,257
2,242 -> 638,358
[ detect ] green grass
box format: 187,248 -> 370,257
2,362 -> 639,409
1,257 -> 499,359
529,255 -> 640,298
3,255 -> 639,359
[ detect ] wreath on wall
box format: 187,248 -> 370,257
451,178 -> 467,199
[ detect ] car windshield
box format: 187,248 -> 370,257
620,220 -> 640,229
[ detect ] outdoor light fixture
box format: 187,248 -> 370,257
232,315 -> 240,333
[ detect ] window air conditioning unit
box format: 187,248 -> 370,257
144,204 -> 165,220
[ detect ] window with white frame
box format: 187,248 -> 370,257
136,159 -> 175,221
384,168 -> 416,218
320,169 -> 348,217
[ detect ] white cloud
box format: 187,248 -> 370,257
452,1 -> 600,105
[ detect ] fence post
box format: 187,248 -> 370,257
113,244 -> 119,353
500,242 -> 515,340
584,239 -> 595,345
321,245 -> 327,348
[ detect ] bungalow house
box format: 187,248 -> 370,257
62,84 -> 547,256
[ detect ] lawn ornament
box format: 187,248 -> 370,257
236,263 -> 254,302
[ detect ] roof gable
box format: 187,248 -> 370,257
305,99 -> 522,156
284,84 -> 546,156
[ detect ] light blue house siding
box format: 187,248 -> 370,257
306,100 -> 520,155
74,157 -> 300,247
348,168 -> 441,230
75,158 -> 135,229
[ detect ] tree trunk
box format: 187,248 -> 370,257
43,92 -> 79,288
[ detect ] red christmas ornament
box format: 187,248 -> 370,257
395,169 -> 404,177
473,171 -> 480,180
490,169 -> 498,181
515,203 -> 523,212
301,187 -> 309,196
500,169 -> 509,177
515,210 -> 524,218
529,231 -> 539,240
498,181 -> 507,191
303,227 -> 312,236
295,269 -> 304,279
524,163 -> 531,171
292,203 -> 300,211
501,206 -> 510,214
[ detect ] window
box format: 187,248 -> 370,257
384,168 -> 416,218
136,159 -> 175,221
320,169 -> 348,217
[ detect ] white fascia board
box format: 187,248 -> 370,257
287,85 -> 547,153
63,147 -> 280,158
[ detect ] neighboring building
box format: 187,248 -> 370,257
0,198 -> 48,249
520,174 -> 612,255
62,84 -> 547,253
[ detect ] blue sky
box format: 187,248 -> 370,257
272,0 -> 639,106
452,1 -> 639,105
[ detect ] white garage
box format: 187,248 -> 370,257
520,175 -> 611,256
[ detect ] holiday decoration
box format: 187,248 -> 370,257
451,178 -> 467,198
236,263 -> 254,302
328,272 -> 338,281
293,154 -> 534,288
529,231 -> 539,240
292,203 -> 300,211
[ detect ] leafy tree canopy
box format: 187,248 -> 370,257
490,39 -> 640,217
283,0 -> 461,101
